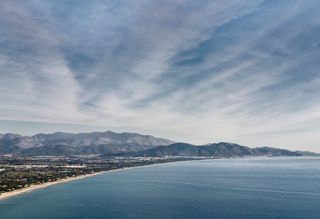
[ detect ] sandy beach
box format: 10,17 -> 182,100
0,162 -> 176,202
0,168 -> 130,201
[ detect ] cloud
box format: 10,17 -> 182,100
0,0 -> 320,151
0,0 -> 87,122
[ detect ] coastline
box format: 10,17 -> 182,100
0,167 -> 133,201
0,157 -> 305,201
0,161 -> 178,202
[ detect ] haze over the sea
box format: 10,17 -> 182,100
0,0 -> 320,152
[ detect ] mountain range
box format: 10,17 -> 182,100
0,131 -> 314,157
111,142 -> 302,157
0,131 -> 174,155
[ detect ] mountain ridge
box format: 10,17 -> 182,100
0,131 -> 175,154
0,131 -> 312,157
111,142 -> 302,157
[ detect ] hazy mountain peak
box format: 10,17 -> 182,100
2,133 -> 23,140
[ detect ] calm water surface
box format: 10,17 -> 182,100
0,157 -> 320,219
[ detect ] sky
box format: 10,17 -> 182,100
0,0 -> 320,152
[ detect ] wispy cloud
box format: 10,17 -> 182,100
0,0 -> 320,151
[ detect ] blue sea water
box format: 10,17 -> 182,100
0,157 -> 320,219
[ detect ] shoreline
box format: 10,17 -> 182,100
0,161 -> 181,202
1,157 -> 302,201
0,167 -> 135,201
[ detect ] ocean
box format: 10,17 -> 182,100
0,157 -> 320,219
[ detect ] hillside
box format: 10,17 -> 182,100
0,131 -> 174,155
114,142 -> 301,157
0,131 -> 306,157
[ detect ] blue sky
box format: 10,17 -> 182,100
1,0 -> 320,152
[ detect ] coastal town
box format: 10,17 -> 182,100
0,155 -> 192,195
